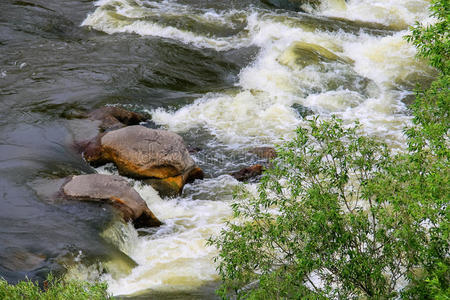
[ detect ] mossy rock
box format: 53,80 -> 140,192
278,41 -> 352,69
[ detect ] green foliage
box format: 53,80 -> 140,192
398,73 -> 450,299
406,74 -> 449,157
210,116 -> 448,299
211,1 -> 449,299
210,113 -> 448,299
0,274 -> 110,300
405,0 -> 449,74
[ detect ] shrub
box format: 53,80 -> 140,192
405,0 -> 449,75
211,1 -> 449,298
0,274 -> 110,300
210,116 -> 448,299
210,115 -> 448,299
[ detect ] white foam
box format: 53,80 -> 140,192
102,177 -> 237,296
79,0 -> 436,295
151,90 -> 301,146
82,0 -> 250,50
341,31 -> 432,87
318,0 -> 430,29
152,12 -> 431,145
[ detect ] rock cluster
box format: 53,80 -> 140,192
84,125 -> 204,197
67,106 -> 279,228
64,106 -> 205,229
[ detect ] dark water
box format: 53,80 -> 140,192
0,0 -> 434,298
0,0 -> 250,282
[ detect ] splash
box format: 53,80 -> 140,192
152,13 -> 432,147
78,0 -> 437,296
102,178 -> 236,296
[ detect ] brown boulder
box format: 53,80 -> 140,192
231,164 -> 264,182
62,174 -> 161,228
144,166 -> 204,197
83,132 -> 106,166
92,126 -> 195,178
88,107 -> 147,132
84,126 -> 203,197
249,147 -> 277,160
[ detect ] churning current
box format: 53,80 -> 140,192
0,0 -> 436,298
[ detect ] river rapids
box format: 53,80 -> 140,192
0,0 -> 436,298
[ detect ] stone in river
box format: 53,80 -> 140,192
88,106 -> 147,132
231,164 -> 264,182
62,174 -> 161,228
249,147 -> 277,160
84,126 -> 204,197
261,0 -> 322,12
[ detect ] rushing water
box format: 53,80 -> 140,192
0,0 -> 436,298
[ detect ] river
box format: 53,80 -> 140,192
0,0 -> 436,298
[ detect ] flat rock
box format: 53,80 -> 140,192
62,174 -> 161,228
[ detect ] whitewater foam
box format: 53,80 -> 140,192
78,0 -> 437,295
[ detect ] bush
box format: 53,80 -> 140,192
210,116 -> 448,299
0,274 -> 110,300
211,1 -> 449,298
405,0 -> 449,75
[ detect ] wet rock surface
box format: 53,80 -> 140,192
88,106 -> 147,132
291,103 -> 314,118
231,164 -> 264,182
249,147 -> 277,160
0,248 -> 46,273
144,166 -> 205,197
83,125 -> 203,197
261,0 -> 321,11
278,41 -> 353,69
86,126 -> 195,178
62,174 -> 161,228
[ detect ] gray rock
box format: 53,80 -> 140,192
62,174 -> 161,228
99,126 -> 195,179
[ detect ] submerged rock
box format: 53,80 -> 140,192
249,147 -> 277,160
88,106 -> 147,132
72,107 -> 148,154
231,164 -> 264,182
62,174 -> 161,228
291,103 -> 314,118
261,0 -> 321,11
84,126 -> 203,197
278,41 -> 353,69
0,247 -> 46,272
